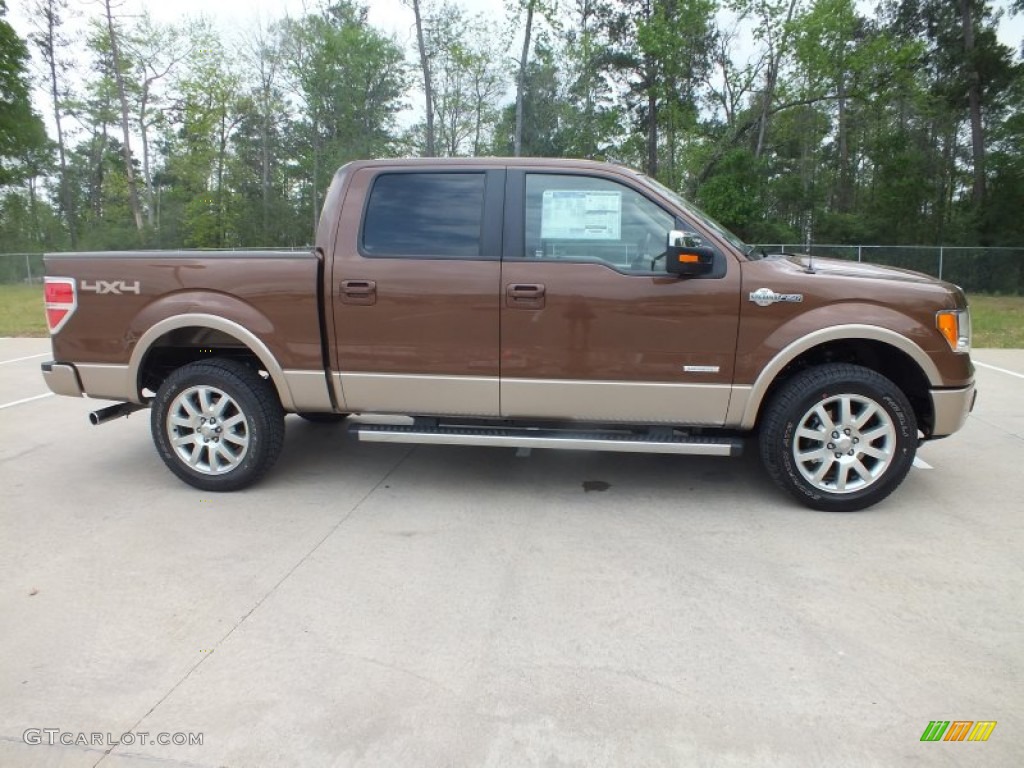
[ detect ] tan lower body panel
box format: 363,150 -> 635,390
283,370 -> 334,412
930,384 -> 975,437
500,378 -> 732,426
336,373 -> 735,425
76,364 -> 134,401
724,386 -> 753,429
336,373 -> 500,417
41,363 -> 84,398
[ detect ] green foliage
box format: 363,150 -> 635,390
0,1 -> 51,186
2,0 -> 1023,252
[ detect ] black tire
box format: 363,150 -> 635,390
759,363 -> 917,512
296,412 -> 348,424
151,359 -> 285,492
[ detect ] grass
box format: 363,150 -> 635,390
0,283 -> 1021,347
967,294 -> 1024,349
0,284 -> 47,337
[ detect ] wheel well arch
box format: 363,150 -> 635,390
751,338 -> 935,436
128,314 -> 294,410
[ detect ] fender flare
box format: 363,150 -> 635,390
127,313 -> 295,410
733,324 -> 941,430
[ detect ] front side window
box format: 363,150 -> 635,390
362,172 -> 485,258
522,174 -> 677,273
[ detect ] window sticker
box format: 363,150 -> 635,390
541,190 -> 622,240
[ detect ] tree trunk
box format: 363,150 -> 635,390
514,0 -> 535,157
103,0 -> 144,232
754,0 -> 798,159
262,109 -> 271,242
140,88 -> 155,228
217,112 -> 227,247
41,1 -> 76,247
959,0 -> 986,205
836,72 -> 850,212
412,0 -> 435,157
647,85 -> 658,178
93,120 -> 108,218
312,120 -> 320,239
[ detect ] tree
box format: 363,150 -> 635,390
509,0 -> 558,157
0,0 -> 50,187
233,19 -> 296,245
162,26 -> 245,247
514,0 -> 537,157
281,1 -> 407,236
407,0 -> 436,156
101,0 -> 143,232
124,12 -> 193,229
422,2 -> 506,156
30,0 -> 77,246
606,0 -> 714,179
559,0 -> 622,159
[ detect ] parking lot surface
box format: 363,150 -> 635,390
1,337 -> 1021,767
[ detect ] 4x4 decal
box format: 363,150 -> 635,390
80,280 -> 141,295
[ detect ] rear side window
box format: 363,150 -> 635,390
362,172 -> 486,258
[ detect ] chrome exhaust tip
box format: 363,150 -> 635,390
89,402 -> 145,426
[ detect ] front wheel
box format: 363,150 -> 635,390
759,364 -> 917,512
151,359 -> 285,492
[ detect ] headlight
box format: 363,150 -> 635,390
936,309 -> 971,353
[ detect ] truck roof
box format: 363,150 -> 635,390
341,157 -> 641,173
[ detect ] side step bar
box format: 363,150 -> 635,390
353,423 -> 743,457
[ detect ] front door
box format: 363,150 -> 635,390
500,170 -> 741,425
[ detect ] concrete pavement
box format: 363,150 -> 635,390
1,338 -> 1021,767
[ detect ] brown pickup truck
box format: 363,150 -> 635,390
41,158 -> 975,511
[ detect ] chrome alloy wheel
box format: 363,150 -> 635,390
792,394 -> 896,494
166,385 -> 250,475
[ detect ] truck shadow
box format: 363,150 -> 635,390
271,416 -> 782,516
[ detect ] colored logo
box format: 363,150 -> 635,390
920,721 -> 997,742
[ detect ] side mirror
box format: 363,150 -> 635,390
665,230 -> 715,277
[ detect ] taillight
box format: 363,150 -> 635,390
44,277 -> 77,334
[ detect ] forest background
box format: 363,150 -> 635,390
1,0 -> 1022,258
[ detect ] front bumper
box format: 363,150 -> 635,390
41,361 -> 83,398
930,383 -> 976,438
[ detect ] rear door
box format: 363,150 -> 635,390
499,169 -> 742,425
330,166 -> 504,417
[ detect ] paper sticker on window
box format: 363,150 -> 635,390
541,190 -> 621,240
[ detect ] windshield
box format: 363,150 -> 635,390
642,176 -> 755,257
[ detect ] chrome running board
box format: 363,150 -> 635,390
352,423 -> 743,457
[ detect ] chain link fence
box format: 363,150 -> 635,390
758,244 -> 1024,294
2,246 -> 1023,293
0,253 -> 45,285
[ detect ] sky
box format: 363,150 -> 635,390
10,0 -> 1022,62
6,0 -> 1024,135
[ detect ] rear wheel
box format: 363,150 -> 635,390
151,359 -> 285,491
759,364 -> 917,511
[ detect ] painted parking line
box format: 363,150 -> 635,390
912,457 -> 934,470
975,361 -> 1024,380
0,393 -> 54,410
0,352 -> 49,366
